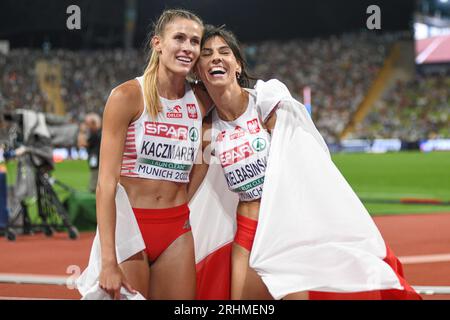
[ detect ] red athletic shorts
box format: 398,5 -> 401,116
234,214 -> 258,252
133,203 -> 191,263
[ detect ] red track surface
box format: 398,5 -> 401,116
1,212 -> 449,300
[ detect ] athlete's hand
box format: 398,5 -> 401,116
99,263 -> 136,300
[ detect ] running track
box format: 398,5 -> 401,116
1,213 -> 449,300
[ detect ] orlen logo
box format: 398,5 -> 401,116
187,104 -> 198,119
219,142 -> 254,167
247,118 -> 260,134
167,105 -> 183,119
216,130 -> 226,142
144,122 -> 188,140
230,126 -> 245,140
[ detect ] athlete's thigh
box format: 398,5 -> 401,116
119,250 -> 150,299
148,231 -> 196,300
240,265 -> 273,300
231,243 -> 250,300
283,291 -> 309,300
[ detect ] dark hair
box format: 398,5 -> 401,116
201,24 -> 254,88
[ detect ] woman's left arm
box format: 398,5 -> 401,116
263,112 -> 277,134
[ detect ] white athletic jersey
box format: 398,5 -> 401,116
211,90 -> 271,201
120,76 -> 202,183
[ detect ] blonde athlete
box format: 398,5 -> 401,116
96,9 -> 210,300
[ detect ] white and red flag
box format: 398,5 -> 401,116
189,79 -> 421,300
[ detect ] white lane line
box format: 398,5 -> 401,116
0,273 -> 77,286
399,253 -> 450,265
413,286 -> 450,295
1,275 -> 450,297
0,296 -> 74,300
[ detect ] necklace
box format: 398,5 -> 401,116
217,90 -> 249,122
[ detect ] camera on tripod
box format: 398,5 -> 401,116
1,109 -> 80,241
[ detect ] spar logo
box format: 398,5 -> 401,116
166,105 -> 183,119
230,126 -> 245,140
219,142 -> 254,168
144,122 -> 188,140
187,104 -> 198,119
247,118 -> 260,134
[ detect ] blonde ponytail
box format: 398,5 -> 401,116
143,50 -> 161,119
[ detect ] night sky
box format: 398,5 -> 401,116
0,0 -> 415,49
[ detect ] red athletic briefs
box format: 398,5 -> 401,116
133,203 -> 191,262
234,214 -> 258,252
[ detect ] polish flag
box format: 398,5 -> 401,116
189,79 -> 421,300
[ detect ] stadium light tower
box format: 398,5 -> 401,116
124,0 -> 137,49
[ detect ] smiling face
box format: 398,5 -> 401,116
196,36 -> 242,89
153,18 -> 203,77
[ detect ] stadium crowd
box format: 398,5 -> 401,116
1,31 -> 448,144
0,50 -> 47,115
245,32 -> 404,143
352,73 -> 450,141
0,49 -> 145,120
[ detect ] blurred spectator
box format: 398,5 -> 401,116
77,113 -> 102,193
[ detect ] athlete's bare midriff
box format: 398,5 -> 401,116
120,176 -> 188,209
237,200 -> 261,221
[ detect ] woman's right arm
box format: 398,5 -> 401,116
96,81 -> 142,299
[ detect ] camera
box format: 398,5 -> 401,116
0,108 -> 79,241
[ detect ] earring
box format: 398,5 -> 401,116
193,73 -> 200,84
236,72 -> 241,79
